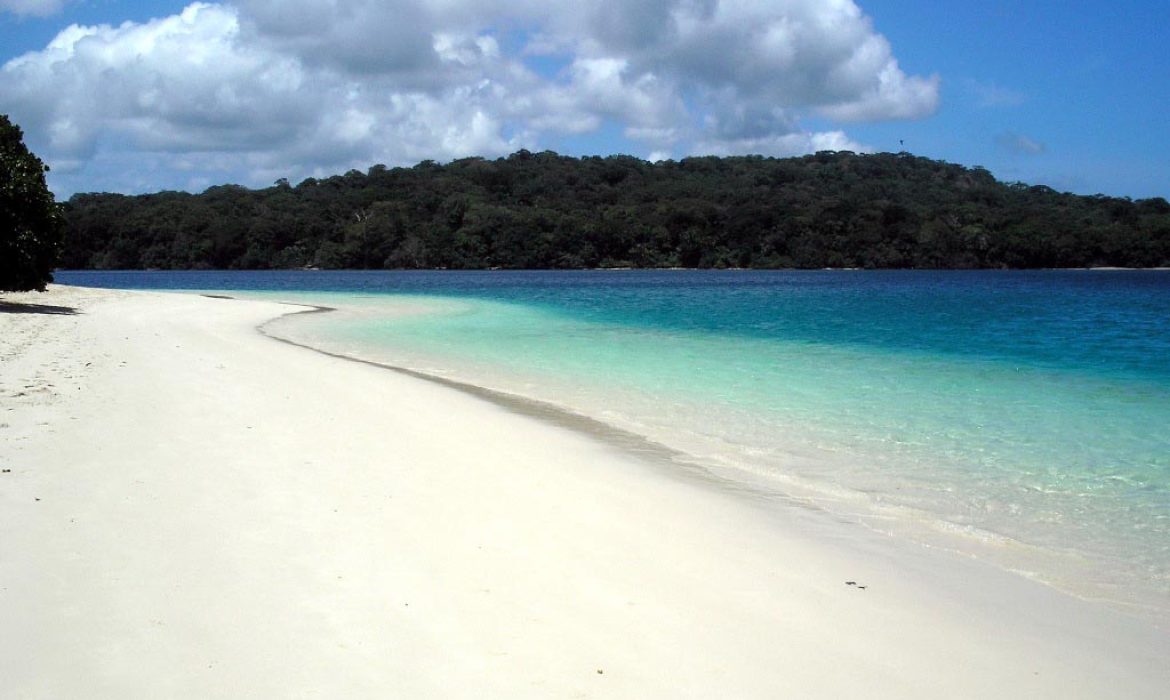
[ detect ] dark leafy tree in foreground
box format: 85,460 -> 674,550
61,150 -> 1170,271
1,114 -> 65,291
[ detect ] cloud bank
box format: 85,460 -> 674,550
1,0 -> 939,194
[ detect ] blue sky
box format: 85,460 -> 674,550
2,1 -> 1167,200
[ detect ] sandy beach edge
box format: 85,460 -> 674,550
2,284 -> 1167,699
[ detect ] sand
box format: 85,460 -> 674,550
1,285 -> 1167,699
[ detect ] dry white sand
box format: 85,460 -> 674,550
1,285 -> 1167,699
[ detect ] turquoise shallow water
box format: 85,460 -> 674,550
59,270 -> 1170,611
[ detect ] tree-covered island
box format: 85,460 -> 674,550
61,150 -> 1170,270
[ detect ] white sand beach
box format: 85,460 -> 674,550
1,285 -> 1167,699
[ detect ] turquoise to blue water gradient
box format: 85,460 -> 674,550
58,270 -> 1170,609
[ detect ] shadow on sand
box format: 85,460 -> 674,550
0,301 -> 81,315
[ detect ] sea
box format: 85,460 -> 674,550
56,269 -> 1170,614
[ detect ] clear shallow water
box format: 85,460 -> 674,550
58,269 -> 1170,611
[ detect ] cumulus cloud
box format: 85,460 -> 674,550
1,0 -> 940,194
2,5 -> 316,158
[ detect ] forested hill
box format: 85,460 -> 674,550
61,150 -> 1170,270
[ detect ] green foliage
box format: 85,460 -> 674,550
61,151 -> 1170,271
1,114 -> 65,291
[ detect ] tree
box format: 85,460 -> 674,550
1,114 -> 64,291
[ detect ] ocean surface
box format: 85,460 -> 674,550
57,269 -> 1170,612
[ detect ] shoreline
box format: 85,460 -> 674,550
258,291 -> 1170,620
256,306 -> 692,468
2,285 -> 1168,698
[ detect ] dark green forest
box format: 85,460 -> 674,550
61,150 -> 1170,270
2,113 -> 64,291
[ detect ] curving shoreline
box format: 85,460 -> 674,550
256,287 -> 1170,618
2,285 -> 1167,698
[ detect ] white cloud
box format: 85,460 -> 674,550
818,57 -> 940,121
2,4 -> 315,159
1,0 -> 68,17
1,0 -> 939,194
695,130 -> 867,158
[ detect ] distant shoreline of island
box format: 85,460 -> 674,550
60,150 -> 1170,272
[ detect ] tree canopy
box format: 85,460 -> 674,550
1,114 -> 65,291
61,150 -> 1170,271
